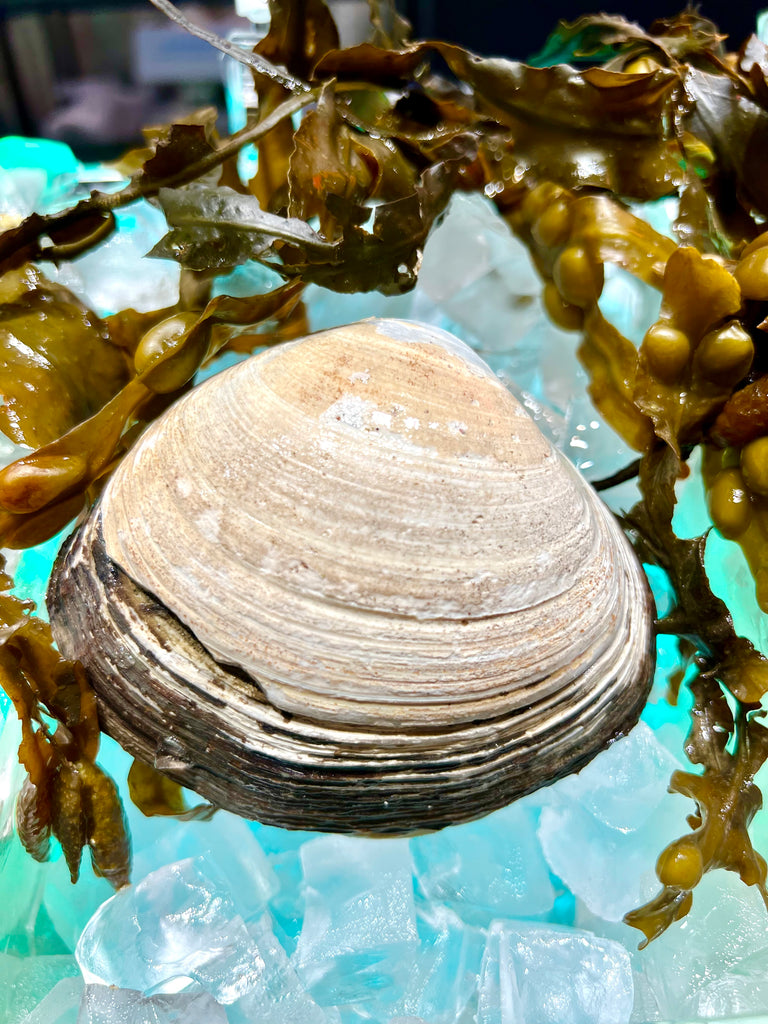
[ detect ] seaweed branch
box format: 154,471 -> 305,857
0,89 -> 318,275
618,446 -> 768,943
146,0 -> 311,93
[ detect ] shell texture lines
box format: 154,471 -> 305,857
47,318 -> 655,833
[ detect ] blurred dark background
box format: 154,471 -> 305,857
0,0 -> 762,159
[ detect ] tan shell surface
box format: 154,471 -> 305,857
96,318 -> 649,732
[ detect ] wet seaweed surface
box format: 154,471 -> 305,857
2,0 -> 768,946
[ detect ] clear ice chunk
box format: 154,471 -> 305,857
384,905 -> 485,1024
417,192 -> 542,357
477,920 -> 633,1024
293,835 -> 419,1006
76,857 -> 265,1004
227,913 -> 340,1024
46,201 -> 179,316
0,136 -> 80,221
548,723 -> 682,832
538,790 -> 689,922
0,712 -> 50,944
538,725 -> 690,921
411,800 -> 554,925
77,984 -> 227,1024
267,849 -> 306,956
0,952 -> 79,1023
21,976 -> 84,1024
387,1019 -> 431,1024
133,811 -> 278,923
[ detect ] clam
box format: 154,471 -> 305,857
47,318 -> 654,834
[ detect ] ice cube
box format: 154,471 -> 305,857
227,913 -> 340,1024
538,791 -> 689,922
305,281 -> 413,334
478,920 -> 633,1024
538,724 -> 691,921
598,264 -> 661,348
573,901 -> 662,1023
20,976 -> 83,1024
476,921 -> 524,1024
0,952 -> 79,1024
76,857 -> 264,1004
293,835 -> 418,1005
0,136 -> 80,223
411,800 -> 554,926
385,905 -> 485,1024
417,192 -> 542,356
77,984 -> 227,1023
0,710 -> 25,847
267,849 -> 306,956
47,200 -> 179,317
549,723 -> 683,833
133,811 -> 278,922
692,970 -> 768,1019
0,831 -> 49,948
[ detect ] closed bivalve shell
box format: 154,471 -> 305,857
48,318 -> 655,833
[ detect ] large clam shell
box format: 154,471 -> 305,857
48,319 -> 654,833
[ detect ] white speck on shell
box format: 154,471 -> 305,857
194,507 -> 221,541
349,370 -> 371,384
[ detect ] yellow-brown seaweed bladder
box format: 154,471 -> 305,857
47,318 -> 654,833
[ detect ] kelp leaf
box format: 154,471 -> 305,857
578,307 -> 654,452
153,164 -> 453,295
260,0 -> 339,82
622,445 -> 768,703
16,776 -> 52,863
288,83 -> 373,234
248,0 -> 339,210
128,758 -> 216,821
684,674 -> 733,770
528,11 -> 725,69
0,378 -> 149,527
657,247 -> 740,343
80,759 -> 131,888
684,67 -> 768,219
0,206 -> 116,275
317,39 -> 683,197
367,0 -> 410,49
0,266 -> 131,448
526,14 -> 652,67
624,449 -> 768,943
624,887 -> 693,949
134,280 -> 304,392
280,161 -> 456,294
151,184 -> 339,271
51,760 -> 86,884
136,116 -> 218,188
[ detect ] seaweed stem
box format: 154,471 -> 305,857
590,457 -> 642,491
147,0 -> 311,94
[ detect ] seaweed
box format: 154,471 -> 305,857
1,0 -> 768,944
